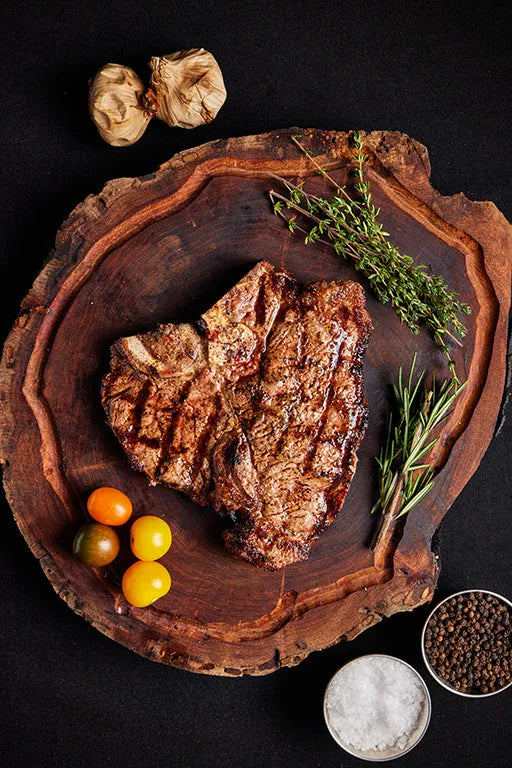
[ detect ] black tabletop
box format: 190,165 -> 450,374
1,1 -> 511,766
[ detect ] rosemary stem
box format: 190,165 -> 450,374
373,473 -> 404,565
374,388 -> 433,554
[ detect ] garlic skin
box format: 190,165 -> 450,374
149,49 -> 227,129
89,63 -> 153,147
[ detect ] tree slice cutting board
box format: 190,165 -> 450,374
1,129 -> 511,676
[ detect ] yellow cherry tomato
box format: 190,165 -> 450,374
87,487 -> 133,526
122,561 -> 171,607
130,515 -> 172,561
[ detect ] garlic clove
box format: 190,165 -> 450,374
89,63 -> 153,147
149,48 -> 227,130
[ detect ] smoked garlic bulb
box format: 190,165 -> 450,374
88,63 -> 153,147
149,48 -> 227,129
89,49 -> 226,146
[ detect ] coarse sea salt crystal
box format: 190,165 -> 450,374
325,656 -> 425,752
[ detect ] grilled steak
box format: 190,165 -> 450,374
102,261 -> 372,569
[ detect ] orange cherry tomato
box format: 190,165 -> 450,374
130,516 -> 172,561
122,561 -> 171,607
87,487 -> 132,526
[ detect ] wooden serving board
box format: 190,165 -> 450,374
1,129 -> 511,676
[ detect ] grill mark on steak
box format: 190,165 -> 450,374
188,391 -> 222,493
302,324 -> 345,473
154,378 -> 194,481
131,380 -> 152,435
132,435 -> 162,450
253,278 -> 267,327
102,261 -> 372,569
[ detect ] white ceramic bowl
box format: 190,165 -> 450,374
323,654 -> 432,761
421,589 -> 512,698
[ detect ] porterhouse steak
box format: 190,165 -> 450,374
102,261 -> 372,569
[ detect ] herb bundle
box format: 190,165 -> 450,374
372,355 -> 466,550
268,133 -> 471,363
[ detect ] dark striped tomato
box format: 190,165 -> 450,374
73,523 -> 120,567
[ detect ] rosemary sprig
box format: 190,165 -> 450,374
372,355 -> 466,537
268,132 -> 471,362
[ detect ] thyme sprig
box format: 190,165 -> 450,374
372,355 -> 466,536
268,132 -> 471,362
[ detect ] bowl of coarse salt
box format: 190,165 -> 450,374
324,654 -> 431,761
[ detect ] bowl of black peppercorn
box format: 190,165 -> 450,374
421,589 -> 512,697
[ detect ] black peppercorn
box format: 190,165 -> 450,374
425,592 -> 512,695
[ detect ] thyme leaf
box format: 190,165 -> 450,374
268,132 -> 471,364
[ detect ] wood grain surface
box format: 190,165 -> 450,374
1,128 -> 511,675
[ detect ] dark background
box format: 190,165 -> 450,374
1,1 -> 511,766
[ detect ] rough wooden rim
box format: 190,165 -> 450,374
1,128 -> 511,674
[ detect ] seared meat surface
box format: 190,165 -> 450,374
102,261 -> 372,569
